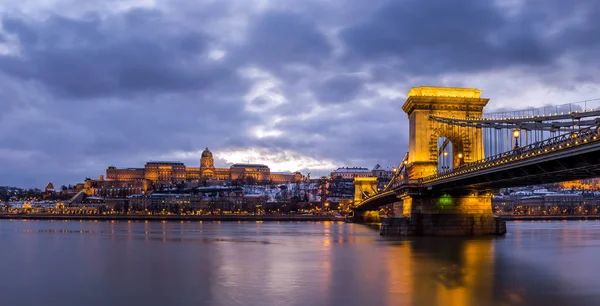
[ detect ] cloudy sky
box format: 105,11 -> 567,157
0,0 -> 599,188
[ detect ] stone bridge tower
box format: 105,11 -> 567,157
402,86 -> 489,179
353,177 -> 379,205
377,86 -> 505,236
353,177 -> 380,222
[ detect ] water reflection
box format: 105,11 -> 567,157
1,220 -> 600,306
398,238 -> 497,306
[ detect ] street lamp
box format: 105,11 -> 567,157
442,151 -> 449,170
513,129 -> 520,149
457,153 -> 463,167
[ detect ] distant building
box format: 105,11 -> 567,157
231,164 -> 270,182
193,147 -> 232,180
85,147 -> 302,196
544,193 -> 583,207
144,162 -> 186,183
83,179 -> 150,197
128,193 -> 191,213
330,167 -> 372,179
43,182 -> 56,199
106,167 -> 145,181
44,182 -> 55,192
270,172 -> 303,184
371,164 -> 394,180
559,178 -> 600,190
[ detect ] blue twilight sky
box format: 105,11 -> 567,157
0,0 -> 599,188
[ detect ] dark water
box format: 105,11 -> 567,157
1,220 -> 600,306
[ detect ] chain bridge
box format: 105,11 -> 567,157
353,86 -> 600,236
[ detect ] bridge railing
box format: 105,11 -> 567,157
382,152 -> 409,192
423,126 -> 600,183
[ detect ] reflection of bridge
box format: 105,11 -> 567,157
353,87 -> 600,236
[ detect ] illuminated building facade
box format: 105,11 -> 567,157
558,178 -> 600,190
107,162 -> 186,184
330,166 -> 394,182
195,148 -> 231,180
95,147 -> 302,187
270,172 -> 303,184
331,167 -> 372,179
144,162 -> 186,183
230,164 -> 270,181
83,178 -> 150,197
106,167 -> 145,181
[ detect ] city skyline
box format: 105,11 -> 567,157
1,0 -> 599,187
4,145 -> 391,188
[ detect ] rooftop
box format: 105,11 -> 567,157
146,161 -> 185,165
333,167 -> 370,173
231,163 -> 269,168
407,86 -> 482,98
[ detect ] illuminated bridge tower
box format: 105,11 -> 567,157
386,86 -> 505,235
404,86 -> 488,178
353,177 -> 380,222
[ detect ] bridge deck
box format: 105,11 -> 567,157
356,126 -> 600,210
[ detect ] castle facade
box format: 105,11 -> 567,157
100,148 -> 302,185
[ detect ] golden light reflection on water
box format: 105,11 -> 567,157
322,237 -> 331,248
384,241 -> 413,306
322,221 -> 332,248
382,238 -> 498,306
318,223 -> 333,299
436,240 -> 494,306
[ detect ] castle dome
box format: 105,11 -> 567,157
201,147 -> 213,158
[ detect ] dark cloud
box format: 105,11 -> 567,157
313,75 -> 365,104
0,10 -> 236,99
340,0 -> 599,76
241,11 -> 332,68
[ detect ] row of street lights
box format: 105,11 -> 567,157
437,129 -> 520,172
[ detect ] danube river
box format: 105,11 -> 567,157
1,220 -> 600,306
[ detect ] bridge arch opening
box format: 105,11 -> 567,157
432,124 -> 477,172
437,137 -> 455,172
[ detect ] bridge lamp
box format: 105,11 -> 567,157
513,129 -> 520,149
457,153 -> 463,159
443,151 -> 448,156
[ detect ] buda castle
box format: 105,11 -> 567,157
91,148 -> 301,188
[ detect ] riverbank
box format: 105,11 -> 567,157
4,214 -> 599,223
501,215 -> 600,221
0,214 -> 339,222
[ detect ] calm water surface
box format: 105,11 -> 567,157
1,220 -> 600,306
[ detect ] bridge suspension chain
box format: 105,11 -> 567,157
428,100 -> 600,172
382,152 -> 409,192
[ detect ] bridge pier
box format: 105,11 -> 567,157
352,210 -> 381,223
381,193 -> 506,236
